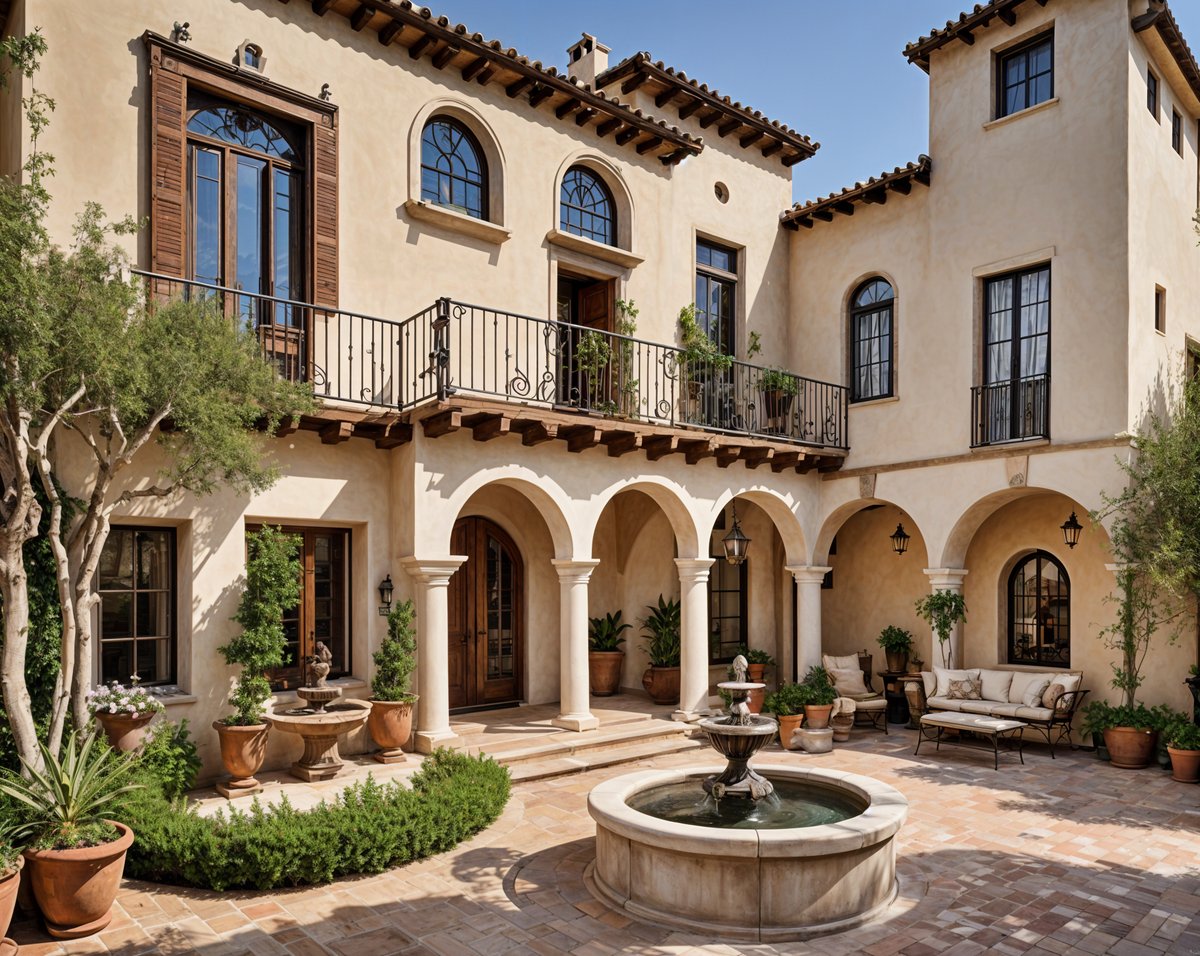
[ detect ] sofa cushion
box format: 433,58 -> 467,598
823,654 -> 860,673
1042,673 -> 1082,711
921,671 -> 936,697
1016,705 -> 1055,722
855,696 -> 886,712
1008,671 -> 1059,704
979,669 -> 1014,703
829,667 -> 869,697
927,695 -> 963,712
957,700 -> 1022,718
947,678 -> 983,700
934,667 -> 981,698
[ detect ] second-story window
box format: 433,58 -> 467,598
420,117 -> 487,220
998,33 -> 1053,118
696,239 -> 737,357
849,278 -> 894,402
560,166 -> 615,245
1148,69 -> 1159,118
981,265 -> 1051,443
1172,109 -> 1183,154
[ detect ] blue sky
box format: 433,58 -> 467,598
423,1 -> 1200,205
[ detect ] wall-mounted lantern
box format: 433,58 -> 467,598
378,574 -> 394,616
1060,512 -> 1082,550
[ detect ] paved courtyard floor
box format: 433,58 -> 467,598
9,726 -> 1200,955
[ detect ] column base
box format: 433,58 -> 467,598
414,729 -> 460,754
552,713 -> 600,732
671,709 -> 710,723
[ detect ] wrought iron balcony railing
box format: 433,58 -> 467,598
971,373 -> 1050,447
133,271 -> 848,451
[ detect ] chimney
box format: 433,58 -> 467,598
566,33 -> 610,88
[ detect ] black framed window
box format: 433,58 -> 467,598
559,166 -> 615,245
849,278 -> 894,402
1148,69 -> 1159,118
998,33 -> 1053,118
1172,109 -> 1183,154
696,239 -> 737,357
981,264 -> 1050,443
1007,550 -> 1070,668
420,117 -> 487,220
708,510 -> 747,664
1155,286 -> 1166,334
98,528 -> 176,686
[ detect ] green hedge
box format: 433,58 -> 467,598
120,749 -> 510,891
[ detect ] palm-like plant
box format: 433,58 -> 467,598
641,595 -> 682,667
0,730 -> 141,849
588,610 -> 631,652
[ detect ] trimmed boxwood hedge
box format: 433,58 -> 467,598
120,749 -> 510,891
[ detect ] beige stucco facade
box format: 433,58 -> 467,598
4,0 -> 1198,781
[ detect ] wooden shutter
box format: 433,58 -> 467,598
148,45 -> 187,281
312,116 -> 338,307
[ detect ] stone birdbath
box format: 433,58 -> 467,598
267,642 -> 371,782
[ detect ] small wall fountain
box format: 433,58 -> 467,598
267,643 -> 371,781
588,655 -> 908,941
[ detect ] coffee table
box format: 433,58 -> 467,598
916,712 -> 1026,770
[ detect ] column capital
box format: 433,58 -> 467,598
923,568 -> 968,590
551,558 -> 601,584
675,557 -> 715,582
787,565 -> 832,585
400,555 -> 467,586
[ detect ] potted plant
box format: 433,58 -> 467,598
800,665 -> 837,729
764,682 -> 808,751
737,646 -> 775,714
368,598 -> 419,764
0,731 -> 140,940
677,304 -> 732,415
0,833 -> 20,952
86,676 -> 165,752
1081,701 -> 1166,770
574,329 -> 615,414
614,298 -> 641,419
876,626 -> 914,674
1166,718 -> 1200,783
830,697 -> 856,742
759,367 -> 799,421
589,610 -> 631,697
914,591 -> 967,668
640,595 -> 681,705
215,525 -> 302,798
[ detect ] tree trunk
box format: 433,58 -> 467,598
0,536 -> 42,773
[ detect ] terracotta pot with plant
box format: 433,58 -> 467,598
914,591 -> 967,669
876,626 -> 914,675
215,526 -> 302,798
640,595 -> 681,705
0,731 -> 141,940
588,611 -> 630,697
1165,719 -> 1200,783
1082,701 -> 1172,770
87,677 -> 164,752
764,682 -> 808,751
800,665 -> 837,729
738,646 -> 775,714
368,598 -> 419,763
0,836 -> 20,955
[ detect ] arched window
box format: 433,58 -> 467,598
560,166 -> 615,246
1007,550 -> 1070,668
849,277 -> 894,402
420,117 -> 487,220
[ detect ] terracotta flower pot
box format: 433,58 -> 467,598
746,662 -> 767,714
367,698 -> 417,764
641,666 -> 680,706
212,721 -> 270,797
1103,726 -> 1158,769
776,713 -> 804,750
803,703 -> 834,730
884,649 -> 909,674
93,712 -> 155,753
0,857 -> 21,952
831,714 -> 854,742
1167,746 -> 1200,783
22,822 -> 132,940
588,651 -> 625,697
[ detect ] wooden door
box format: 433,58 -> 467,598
558,276 -> 614,409
448,517 -> 523,710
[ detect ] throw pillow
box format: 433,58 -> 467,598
823,654 -> 860,673
1043,674 -> 1082,712
1022,677 -> 1052,707
829,667 -> 869,697
947,678 -> 982,700
979,669 -> 1014,703
934,667 -> 980,698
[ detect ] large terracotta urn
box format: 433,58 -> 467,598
588,651 -> 625,697
0,857 -> 21,955
803,703 -> 834,730
367,698 -> 417,764
93,712 -> 155,753
746,663 -> 767,714
1103,726 -> 1157,770
212,722 -> 270,798
1167,746 -> 1200,783
776,713 -> 804,751
22,822 -> 133,940
642,666 -> 680,706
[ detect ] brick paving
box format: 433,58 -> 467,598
9,726 -> 1200,955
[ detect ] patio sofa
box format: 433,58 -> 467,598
913,667 -> 1089,758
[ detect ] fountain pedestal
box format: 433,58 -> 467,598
700,677 -> 777,800
267,688 -> 372,782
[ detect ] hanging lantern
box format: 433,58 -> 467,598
1060,512 -> 1082,550
890,523 -> 910,556
722,503 -> 750,565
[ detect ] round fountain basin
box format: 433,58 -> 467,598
587,765 -> 908,942
628,778 -> 863,830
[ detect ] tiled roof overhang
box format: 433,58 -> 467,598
781,156 -> 931,230
277,0 -> 703,165
1132,2 -> 1200,111
595,53 -> 817,167
904,0 -> 1051,72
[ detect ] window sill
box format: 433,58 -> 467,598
983,96 -> 1060,131
850,395 -> 899,409
271,676 -> 368,707
403,199 -> 511,245
545,229 -> 644,270
149,688 -> 198,707
969,437 -> 1050,453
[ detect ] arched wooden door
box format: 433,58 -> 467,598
448,517 -> 523,710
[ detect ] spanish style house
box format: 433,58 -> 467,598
5,0 -> 1197,777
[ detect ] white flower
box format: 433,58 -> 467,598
108,704 -> 117,713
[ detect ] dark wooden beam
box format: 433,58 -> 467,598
997,2 -> 1018,27
698,110 -> 722,129
555,97 -> 581,119
863,187 -> 888,205
889,178 -> 912,195
682,439 -> 716,465
813,209 -> 833,222
378,20 -> 404,46
320,421 -> 352,444
833,201 -> 855,216
741,447 -> 774,469
914,167 -> 931,186
422,409 -> 461,438
311,0 -> 336,16
350,4 -> 373,31
739,129 -> 764,148
621,71 -> 649,95
596,117 -> 622,138
959,29 -> 975,46
562,424 -> 602,453
460,55 -> 489,82
715,446 -> 741,469
678,97 -> 705,120
431,44 -> 459,70
463,412 -> 510,442
476,65 -> 495,86
717,118 -> 741,137
761,140 -> 784,158
615,127 -> 639,146
514,420 -> 558,446
603,431 -> 642,457
655,88 -> 679,109
506,75 -> 533,98
770,451 -> 801,473
575,107 -> 597,126
408,33 -> 434,60
660,148 -> 690,166
782,152 -> 806,167
797,217 -> 813,229
643,435 -> 679,461
374,422 -> 413,450
636,135 -> 663,154
528,85 -> 554,107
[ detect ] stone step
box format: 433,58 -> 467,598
506,734 -> 708,783
463,717 -> 693,766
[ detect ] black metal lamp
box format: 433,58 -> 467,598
722,503 -> 750,565
378,574 -> 394,616
890,523 -> 910,556
1060,512 -> 1082,550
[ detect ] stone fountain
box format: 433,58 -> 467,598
267,642 -> 371,782
587,654 -> 909,941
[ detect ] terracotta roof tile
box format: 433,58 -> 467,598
781,156 -> 932,229
905,1 -> 1050,71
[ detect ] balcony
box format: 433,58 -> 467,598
971,374 -> 1050,447
135,271 -> 848,468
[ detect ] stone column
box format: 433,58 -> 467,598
401,556 -> 466,754
922,568 -> 969,669
551,559 -> 601,732
788,566 -> 832,677
674,557 -> 715,721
